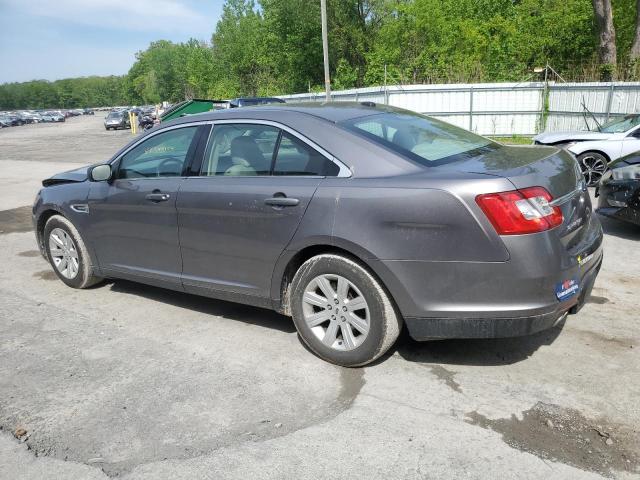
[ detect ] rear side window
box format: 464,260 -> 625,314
273,132 -> 339,176
201,124 -> 279,176
340,111 -> 500,167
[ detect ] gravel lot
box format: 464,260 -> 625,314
0,114 -> 639,479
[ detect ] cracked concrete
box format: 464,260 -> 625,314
1,115 -> 639,479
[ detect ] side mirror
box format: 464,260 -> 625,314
89,164 -> 112,182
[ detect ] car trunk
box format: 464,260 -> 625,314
443,145 -> 593,248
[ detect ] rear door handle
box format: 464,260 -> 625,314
145,193 -> 171,202
264,197 -> 299,207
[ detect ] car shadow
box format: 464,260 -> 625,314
108,279 -> 296,334
105,279 -> 565,366
387,319 -> 566,367
598,215 -> 640,241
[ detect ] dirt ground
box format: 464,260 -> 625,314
0,114 -> 638,479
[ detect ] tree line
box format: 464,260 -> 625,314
2,0 -> 640,110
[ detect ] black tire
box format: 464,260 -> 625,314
577,152 -> 609,187
290,254 -> 402,367
43,215 -> 102,289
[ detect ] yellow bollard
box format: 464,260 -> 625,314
129,112 -> 138,135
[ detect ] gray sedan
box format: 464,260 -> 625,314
32,103 -> 603,366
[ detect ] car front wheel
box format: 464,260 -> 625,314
577,152 -> 608,187
44,215 -> 102,289
290,254 -> 402,367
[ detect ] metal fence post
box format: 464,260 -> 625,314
605,83 -> 615,122
539,83 -> 546,133
469,86 -> 474,131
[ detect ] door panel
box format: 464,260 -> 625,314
87,178 -> 184,284
177,177 -> 321,297
85,125 -> 202,285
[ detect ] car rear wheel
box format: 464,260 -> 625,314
577,152 -> 608,187
290,254 -> 402,367
44,215 -> 102,289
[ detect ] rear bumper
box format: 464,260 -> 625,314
373,209 -> 604,340
404,255 -> 601,340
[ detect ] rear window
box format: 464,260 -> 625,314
340,111 -> 500,167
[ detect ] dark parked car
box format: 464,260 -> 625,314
104,111 -> 130,130
83,108 -> 95,115
596,151 -> 640,226
5,114 -> 25,126
33,103 -> 603,366
229,97 -> 285,108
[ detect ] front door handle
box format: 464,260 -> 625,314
145,193 -> 171,202
264,197 -> 299,207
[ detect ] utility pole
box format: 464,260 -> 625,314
320,0 -> 331,101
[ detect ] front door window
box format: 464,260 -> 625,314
118,126 -> 199,179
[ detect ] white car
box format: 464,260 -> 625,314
533,114 -> 640,186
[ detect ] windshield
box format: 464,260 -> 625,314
600,114 -> 640,133
340,111 -> 499,166
107,112 -> 121,119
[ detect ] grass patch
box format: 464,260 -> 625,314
489,135 -> 533,145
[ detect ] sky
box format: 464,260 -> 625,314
0,0 -> 225,84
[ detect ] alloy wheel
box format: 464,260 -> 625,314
49,228 -> 79,279
579,155 -> 608,187
302,274 -> 370,351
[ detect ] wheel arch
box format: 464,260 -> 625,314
272,240 -> 406,322
575,149 -> 611,163
35,207 -> 65,257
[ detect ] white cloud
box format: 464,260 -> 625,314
2,0 -> 211,35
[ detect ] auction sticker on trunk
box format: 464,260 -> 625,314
556,278 -> 580,301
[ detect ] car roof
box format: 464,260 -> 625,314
172,101 -> 404,125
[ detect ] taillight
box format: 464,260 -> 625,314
476,187 -> 563,235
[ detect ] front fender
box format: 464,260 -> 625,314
568,141 -> 619,162
34,182 -> 101,272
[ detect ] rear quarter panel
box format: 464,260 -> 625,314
327,175 -> 512,263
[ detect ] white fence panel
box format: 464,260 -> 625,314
278,82 -> 640,136
610,86 -> 640,114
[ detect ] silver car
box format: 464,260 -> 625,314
33,103 -> 603,366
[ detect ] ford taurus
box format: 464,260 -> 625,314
33,103 -> 604,366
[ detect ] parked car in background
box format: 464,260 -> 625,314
33,103 -> 602,366
17,112 -> 36,124
229,97 -> 285,108
46,111 -> 65,122
40,113 -> 54,123
25,112 -> 43,123
0,115 -> 11,128
533,114 -> 640,186
596,150 -> 640,226
83,108 -> 94,115
138,114 -> 156,131
104,110 -> 130,130
5,114 -> 25,126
